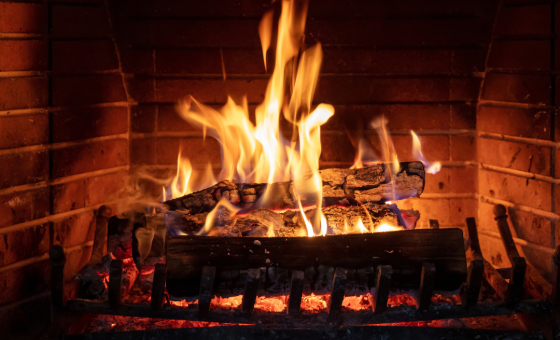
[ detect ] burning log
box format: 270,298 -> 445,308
164,162 -> 425,214
165,229 -> 467,297
163,201 -> 403,237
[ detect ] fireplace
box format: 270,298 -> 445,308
0,0 -> 559,339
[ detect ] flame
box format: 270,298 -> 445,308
164,0 -> 333,237
376,223 -> 402,233
198,198 -> 240,236
411,131 -> 441,174
355,218 -> 369,234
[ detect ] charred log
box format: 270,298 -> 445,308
164,162 -> 425,214
162,201 -> 403,237
165,229 -> 467,297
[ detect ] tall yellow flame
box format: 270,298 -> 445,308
165,0 -> 333,236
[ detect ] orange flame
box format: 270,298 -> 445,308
164,0 -> 333,237
411,131 -> 441,174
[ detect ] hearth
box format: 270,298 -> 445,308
0,0 -> 559,339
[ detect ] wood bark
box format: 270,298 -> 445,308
164,161 -> 425,214
162,201 -> 403,237
165,229 -> 467,297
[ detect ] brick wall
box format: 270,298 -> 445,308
476,1 -> 559,280
108,0 -> 499,232
0,0 -> 130,336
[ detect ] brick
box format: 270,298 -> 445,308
112,20 -> 152,47
155,78 -> 267,104
0,3 -> 47,33
449,198 -> 478,225
479,168 -> 552,211
372,135 -> 450,162
0,113 -> 48,149
0,224 -> 49,267
51,5 -> 111,37
0,151 -> 48,189
452,48 -> 487,73
120,0 -> 496,19
423,168 -> 450,194
449,166 -> 477,193
130,138 -> 156,165
0,187 -> 49,228
0,77 -> 48,110
479,201 -> 552,278
0,260 -> 50,306
63,246 -> 92,281
488,40 -> 550,70
157,104 -> 195,131
478,138 -> 551,175
321,48 -> 452,74
306,17 -> 493,47
52,171 -> 129,214
51,40 -> 119,73
52,211 -> 95,248
131,104 -> 156,133
120,48 -> 155,74
0,40 -> 48,72
319,134 -> 355,163
116,0 -> 268,18
316,77 -> 450,104
51,106 -> 128,143
151,19 -> 261,48
125,78 -> 154,102
556,149 -> 560,179
477,105 -> 551,139
356,104 -> 450,131
450,103 -> 476,129
156,48 -> 266,75
481,73 -> 551,105
51,139 -> 128,178
156,137 -> 221,165
495,4 -> 551,36
85,171 -> 127,207
52,75 -> 127,106
451,135 -> 476,162
450,77 -> 481,101
396,198 -> 450,227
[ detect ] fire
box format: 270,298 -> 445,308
376,223 -> 403,233
411,131 -> 441,174
161,0 -> 333,237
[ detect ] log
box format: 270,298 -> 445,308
163,201 -> 403,237
164,162 -> 425,214
165,229 -> 467,297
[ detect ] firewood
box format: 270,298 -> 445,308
162,201 -> 403,237
164,161 -> 425,214
165,229 -> 467,297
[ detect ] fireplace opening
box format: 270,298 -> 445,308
0,0 -> 558,339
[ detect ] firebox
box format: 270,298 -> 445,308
0,0 -> 559,339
